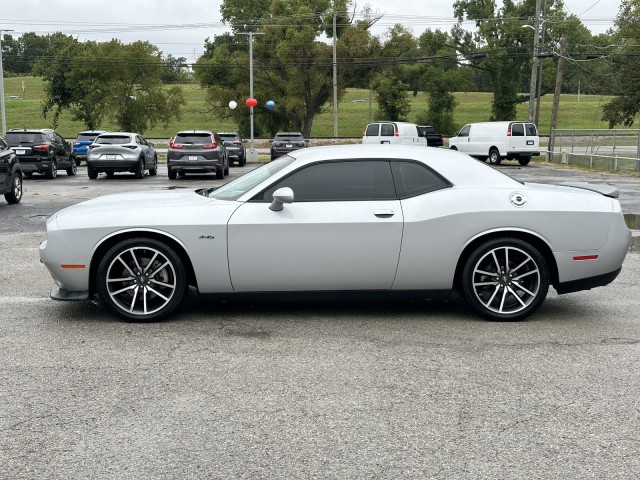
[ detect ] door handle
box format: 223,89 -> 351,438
374,210 -> 395,218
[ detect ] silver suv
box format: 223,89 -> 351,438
86,132 -> 158,179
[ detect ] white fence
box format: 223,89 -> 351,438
548,129 -> 640,172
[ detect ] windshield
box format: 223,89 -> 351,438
96,135 -> 132,145
208,156 -> 296,201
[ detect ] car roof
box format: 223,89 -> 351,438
284,144 -> 520,189
78,130 -> 107,135
275,132 -> 303,136
175,130 -> 213,135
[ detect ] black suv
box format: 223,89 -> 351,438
270,132 -> 306,161
3,129 -> 75,179
218,132 -> 246,166
167,130 -> 229,179
0,137 -> 22,204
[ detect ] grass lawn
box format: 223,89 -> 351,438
3,76 -> 616,139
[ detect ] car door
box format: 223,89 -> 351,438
454,124 -> 471,153
227,160 -> 404,292
53,132 -> 71,166
0,139 -> 10,190
136,135 -> 151,167
508,122 -> 526,154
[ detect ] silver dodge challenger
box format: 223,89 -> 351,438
39,145 -> 631,322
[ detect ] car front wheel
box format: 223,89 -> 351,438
488,148 -> 501,165
460,238 -> 550,321
96,238 -> 187,322
4,173 -> 22,204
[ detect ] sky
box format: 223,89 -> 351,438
0,0 -> 621,61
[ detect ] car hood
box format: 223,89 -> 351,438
52,189 -> 238,230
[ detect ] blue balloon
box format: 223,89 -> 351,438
266,100 -> 275,110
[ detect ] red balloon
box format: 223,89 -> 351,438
245,98 -> 258,107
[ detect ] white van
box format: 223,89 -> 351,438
448,121 -> 540,165
362,121 -> 427,145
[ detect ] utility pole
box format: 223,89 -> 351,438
239,29 -> 263,162
332,10 -> 338,137
528,0 -> 542,123
534,0 -> 547,126
0,29 -> 15,136
548,35 -> 567,162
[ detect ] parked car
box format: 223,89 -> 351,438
39,144 -> 631,323
86,132 -> 157,179
218,132 -> 246,166
3,129 -> 75,178
418,125 -> 444,147
270,132 -> 306,160
71,130 -> 107,166
362,122 -> 427,145
0,137 -> 22,204
167,130 -> 229,179
448,121 -> 540,165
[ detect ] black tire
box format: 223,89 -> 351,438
149,157 -> 158,176
239,155 -> 246,167
106,172 -> 115,178
88,166 -> 99,179
216,167 -> 224,179
134,159 -> 144,179
66,161 -> 77,176
224,157 -> 229,176
46,159 -> 58,179
449,146 -> 458,151
4,172 -> 22,204
168,168 -> 177,180
488,148 -> 501,165
96,238 -> 187,322
460,238 -> 550,321
518,156 -> 531,166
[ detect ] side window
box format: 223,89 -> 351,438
365,124 -> 379,136
380,124 -> 395,137
137,136 -> 147,146
391,161 -> 451,199
511,124 -> 524,136
458,125 -> 471,137
525,123 -> 538,136
259,161 -> 396,202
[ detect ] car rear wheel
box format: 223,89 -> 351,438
96,238 -> 187,322
66,162 -> 77,176
239,155 -> 246,167
149,157 -> 158,176
134,159 -> 144,179
460,238 -> 549,321
216,167 -> 224,179
488,148 -> 501,165
4,173 -> 22,204
518,156 -> 531,166
46,159 -> 58,179
88,167 -> 98,179
168,168 -> 177,179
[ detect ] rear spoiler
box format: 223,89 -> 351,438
559,182 -> 619,198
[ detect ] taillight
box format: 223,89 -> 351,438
73,141 -> 81,146
273,142 -> 282,147
123,145 -> 137,150
395,127 -> 399,136
169,143 -> 184,149
233,141 -> 242,146
297,142 -> 305,147
88,144 -> 99,149
507,128 -> 512,136
32,144 -> 50,152
202,143 -> 217,150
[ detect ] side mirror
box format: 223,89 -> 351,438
269,187 -> 294,211
149,142 -> 155,148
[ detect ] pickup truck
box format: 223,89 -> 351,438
418,125 -> 444,147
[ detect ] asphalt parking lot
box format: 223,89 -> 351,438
1,161 -> 639,479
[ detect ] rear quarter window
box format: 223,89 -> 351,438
391,161 -> 451,199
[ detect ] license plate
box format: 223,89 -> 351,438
106,155 -> 117,160
286,144 -> 292,148
189,156 -> 198,161
15,149 -> 25,155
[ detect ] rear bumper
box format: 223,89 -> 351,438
87,159 -> 138,171
19,159 -> 52,173
168,161 -> 223,173
555,267 -> 622,294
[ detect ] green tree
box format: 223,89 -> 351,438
196,0 -> 379,137
602,0 -> 640,126
34,39 -> 185,133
